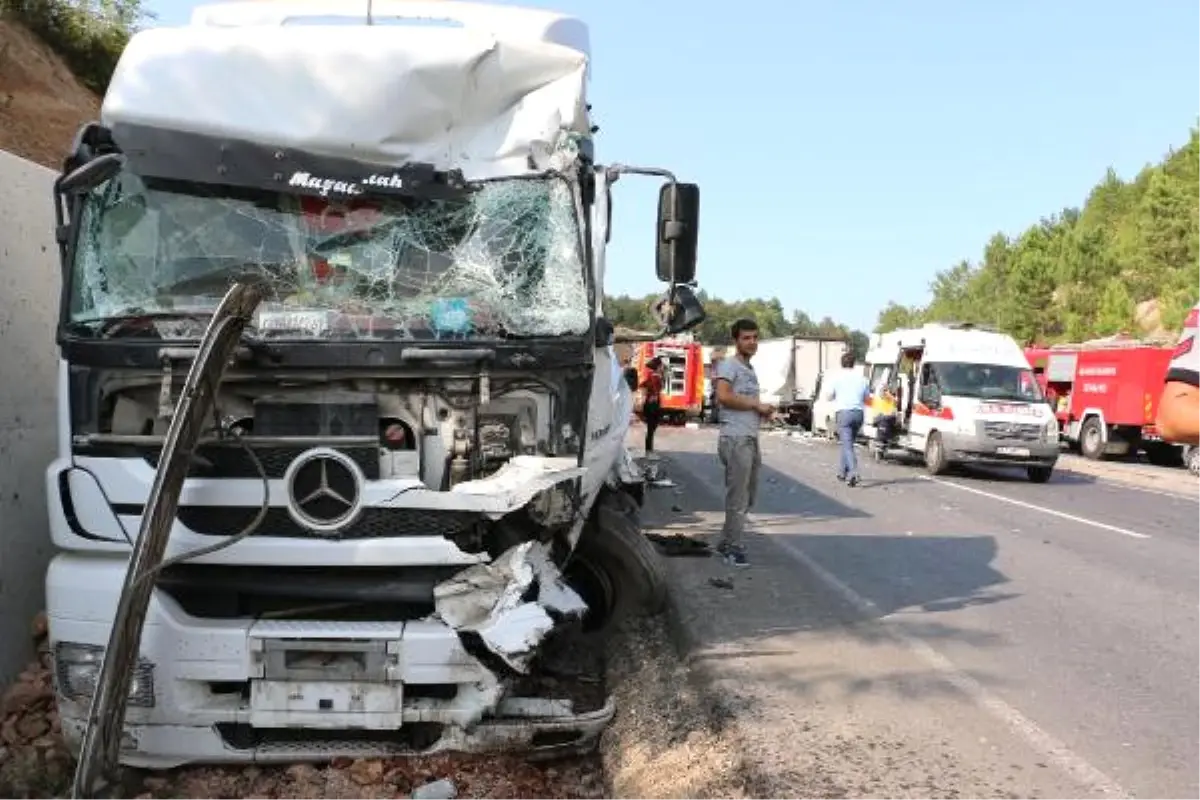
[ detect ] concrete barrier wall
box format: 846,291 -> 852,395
0,149 -> 61,685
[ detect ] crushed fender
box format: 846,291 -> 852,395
433,541 -> 587,673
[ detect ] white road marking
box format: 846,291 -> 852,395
922,476 -> 1151,539
767,534 -> 1131,799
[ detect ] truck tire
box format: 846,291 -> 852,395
924,431 -> 950,476
1079,417 -> 1106,460
570,493 -> 667,631
1026,465 -> 1054,483
1186,446 -> 1200,476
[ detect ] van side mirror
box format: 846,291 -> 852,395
656,182 -> 699,284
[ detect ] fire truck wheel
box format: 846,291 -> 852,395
924,431 -> 950,475
1079,417 -> 1106,460
571,493 -> 667,631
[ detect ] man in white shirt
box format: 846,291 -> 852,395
822,352 -> 871,487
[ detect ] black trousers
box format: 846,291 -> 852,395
644,400 -> 662,452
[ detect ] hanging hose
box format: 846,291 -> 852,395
71,281 -> 266,799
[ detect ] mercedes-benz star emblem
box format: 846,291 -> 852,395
284,448 -> 364,533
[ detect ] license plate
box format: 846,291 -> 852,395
997,446 -> 1030,457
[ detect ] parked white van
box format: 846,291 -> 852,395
862,323 -> 1060,482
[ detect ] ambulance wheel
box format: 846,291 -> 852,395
1079,417 -> 1106,460
924,432 -> 949,475
1026,465 -> 1054,483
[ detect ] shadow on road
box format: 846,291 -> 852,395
639,440 -> 1021,707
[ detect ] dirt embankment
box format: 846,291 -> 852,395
0,18 -> 99,168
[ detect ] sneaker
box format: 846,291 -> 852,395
724,549 -> 749,567
835,473 -> 846,482
847,475 -> 859,488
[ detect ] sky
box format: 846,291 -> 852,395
143,0 -> 1200,332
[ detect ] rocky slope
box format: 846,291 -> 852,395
0,18 -> 99,168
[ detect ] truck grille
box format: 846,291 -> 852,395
175,506 -> 480,540
981,421 -> 1042,442
143,444 -> 380,480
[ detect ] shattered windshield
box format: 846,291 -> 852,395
67,171 -> 591,341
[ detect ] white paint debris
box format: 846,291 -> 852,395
412,778 -> 458,800
433,541 -> 586,673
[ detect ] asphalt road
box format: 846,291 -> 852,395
643,425 -> 1198,799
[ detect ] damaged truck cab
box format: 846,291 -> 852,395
44,0 -> 703,786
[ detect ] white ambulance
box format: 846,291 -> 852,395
862,323 -> 1060,482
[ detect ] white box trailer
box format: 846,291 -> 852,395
755,336 -> 848,429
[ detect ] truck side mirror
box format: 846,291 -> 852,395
656,182 -> 699,284
56,152 -> 126,196
654,283 -> 706,335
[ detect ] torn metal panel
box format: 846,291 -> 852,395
447,455 -> 584,512
433,541 -> 586,673
70,175 -> 591,343
103,5 -> 590,180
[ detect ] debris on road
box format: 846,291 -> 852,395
645,533 -> 712,557
412,777 -> 459,799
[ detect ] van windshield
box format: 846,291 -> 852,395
929,362 -> 1045,402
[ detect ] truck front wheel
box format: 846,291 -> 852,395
568,492 -> 667,631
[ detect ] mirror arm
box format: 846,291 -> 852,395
605,164 -> 678,183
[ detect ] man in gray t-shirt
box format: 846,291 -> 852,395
713,318 -> 775,567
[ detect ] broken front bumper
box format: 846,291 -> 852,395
48,554 -> 613,769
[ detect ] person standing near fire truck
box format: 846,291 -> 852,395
642,357 -> 665,453
1156,304 -> 1199,445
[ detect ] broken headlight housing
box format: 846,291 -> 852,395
53,642 -> 156,707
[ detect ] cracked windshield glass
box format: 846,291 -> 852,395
68,171 -> 591,341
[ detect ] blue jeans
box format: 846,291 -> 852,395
836,408 -> 864,478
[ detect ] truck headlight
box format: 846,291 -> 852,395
54,642 -> 156,707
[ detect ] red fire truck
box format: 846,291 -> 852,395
1025,337 -> 1183,465
634,338 -> 705,425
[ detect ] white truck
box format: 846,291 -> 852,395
755,336 -> 849,429
45,2 -> 705,789
862,323 -> 1059,482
